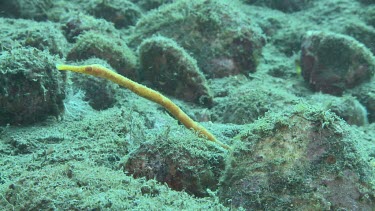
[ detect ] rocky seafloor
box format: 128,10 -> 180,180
0,0 -> 375,210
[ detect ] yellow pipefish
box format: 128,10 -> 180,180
56,64 -> 231,150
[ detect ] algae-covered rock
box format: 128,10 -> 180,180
89,0 -> 142,29
0,0 -> 53,20
67,32 -> 138,79
0,47 -> 65,125
131,0 -> 265,78
0,18 -> 68,57
243,0 -> 313,13
129,0 -> 174,11
62,14 -> 118,43
211,80 -> 298,124
314,95 -> 369,126
139,36 -> 213,107
124,133 -> 226,197
351,81 -> 375,123
301,31 -> 375,95
219,106 -> 375,210
343,21 -> 375,56
2,161 -> 228,210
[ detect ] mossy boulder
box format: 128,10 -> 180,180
139,36 -> 213,107
67,32 -> 138,80
131,0 -> 265,78
301,31 -> 375,95
0,47 -> 65,125
219,105 -> 375,210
